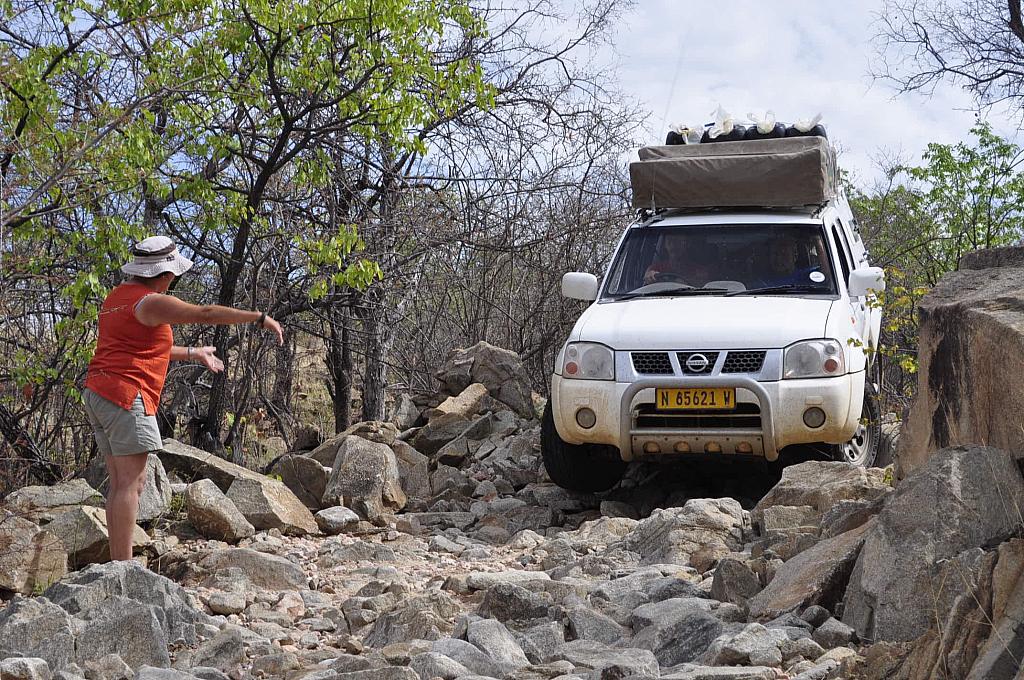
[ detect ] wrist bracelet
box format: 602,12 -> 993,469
256,311 -> 267,327
187,347 -> 193,361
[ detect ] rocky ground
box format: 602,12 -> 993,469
1,341 -> 1023,680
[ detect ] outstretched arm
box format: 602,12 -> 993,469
136,294 -> 284,345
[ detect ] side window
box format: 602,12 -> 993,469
836,219 -> 859,268
830,224 -> 852,288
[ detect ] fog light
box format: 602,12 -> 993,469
803,407 -> 827,428
674,441 -> 691,453
736,441 -> 753,454
705,441 -> 722,454
643,441 -> 661,454
575,407 -> 597,429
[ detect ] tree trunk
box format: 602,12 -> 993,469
326,303 -> 353,433
361,288 -> 391,422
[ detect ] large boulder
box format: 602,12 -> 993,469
392,441 -> 430,502
41,561 -> 211,670
184,480 -> 255,543
192,547 -> 306,591
44,506 -> 149,567
322,435 -> 407,521
622,498 -> 745,572
748,520 -> 872,620
2,479 -> 103,523
842,445 -> 1024,643
268,454 -> 330,510
83,454 -> 172,522
0,597 -> 77,669
158,438 -> 265,490
0,513 -> 67,595
898,247 -> 1024,477
226,477 -> 319,535
435,342 -> 535,418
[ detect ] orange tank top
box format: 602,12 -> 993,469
85,283 -> 173,415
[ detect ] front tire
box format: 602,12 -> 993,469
541,402 -> 626,492
830,388 -> 881,467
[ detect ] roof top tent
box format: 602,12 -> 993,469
629,137 -> 838,211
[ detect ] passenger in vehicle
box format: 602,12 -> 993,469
754,236 -> 822,287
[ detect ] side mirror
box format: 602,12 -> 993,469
562,272 -> 599,301
848,267 -> 885,298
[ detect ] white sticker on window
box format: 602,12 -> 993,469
809,271 -> 826,283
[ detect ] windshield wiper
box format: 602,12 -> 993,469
725,284 -> 827,297
613,286 -> 730,301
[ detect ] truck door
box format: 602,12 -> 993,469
830,222 -> 868,344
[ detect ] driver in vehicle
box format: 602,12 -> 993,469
643,234 -> 713,286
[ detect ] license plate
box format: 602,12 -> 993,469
655,388 -> 736,411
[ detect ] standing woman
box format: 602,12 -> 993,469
83,236 -> 283,560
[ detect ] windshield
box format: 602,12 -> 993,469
602,223 -> 838,299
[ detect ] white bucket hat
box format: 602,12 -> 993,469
121,235 -> 193,277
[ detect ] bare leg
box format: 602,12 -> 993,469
105,452 -> 149,561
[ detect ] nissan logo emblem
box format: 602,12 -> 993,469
685,354 -> 710,372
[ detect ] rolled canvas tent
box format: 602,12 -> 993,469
629,137 -> 837,210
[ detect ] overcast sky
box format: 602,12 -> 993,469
597,0 -> 1020,186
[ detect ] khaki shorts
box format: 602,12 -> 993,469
83,388 -> 162,456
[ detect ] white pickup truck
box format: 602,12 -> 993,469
542,136 -> 886,492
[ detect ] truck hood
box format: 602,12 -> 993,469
575,297 -> 834,350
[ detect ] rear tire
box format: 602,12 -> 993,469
541,402 -> 626,492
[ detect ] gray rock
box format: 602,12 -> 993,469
72,596 -> 169,668
364,592 -> 460,648
711,623 -> 786,667
322,435 -> 407,520
0,597 -> 75,669
44,506 -> 149,567
193,548 -> 306,590
318,538 -> 397,567
332,669 -> 420,680
629,598 -> 721,666
2,479 -> 104,523
516,621 -> 566,665
812,617 -> 854,649
623,499 -> 744,572
565,605 -> 626,645
747,521 -> 871,621
842,446 -> 1024,643
391,393 -> 422,430
315,506 -> 360,535
550,640 -> 659,679
411,413 -> 475,457
205,592 -> 246,615
467,571 -> 550,591
431,639 -> 506,677
751,462 -> 889,535
819,497 -> 886,539
467,618 -> 531,672
0,657 -> 52,680
800,606 -> 831,628
430,535 -> 467,555
82,653 -> 132,680
158,439 -> 267,490
479,583 -> 552,622
0,513 -> 67,595
392,441 -> 431,501
191,627 -> 246,671
225,477 -> 319,535
435,342 -> 535,418
409,652 -> 471,680
660,667 -> 777,680
780,636 -> 826,662
710,557 -> 761,606
134,668 -> 199,680
591,569 -> 702,613
184,480 -> 255,543
269,454 -> 330,510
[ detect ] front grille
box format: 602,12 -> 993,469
676,351 -> 720,375
632,352 -> 673,375
722,350 -> 766,373
635,402 -> 762,429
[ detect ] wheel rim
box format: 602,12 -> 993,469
840,419 -> 873,465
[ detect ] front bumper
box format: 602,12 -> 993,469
551,371 -> 863,462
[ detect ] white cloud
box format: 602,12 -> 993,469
602,0 -> 1019,183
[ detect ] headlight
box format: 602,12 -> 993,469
562,342 -> 614,380
783,339 -> 845,379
